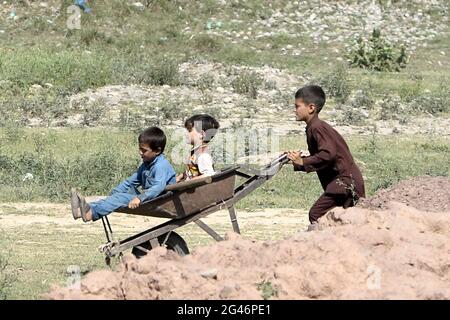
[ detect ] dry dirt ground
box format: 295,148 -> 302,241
44,176 -> 450,300
0,204 -> 309,239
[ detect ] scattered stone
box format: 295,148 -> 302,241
132,2 -> 144,9
200,268 -> 218,279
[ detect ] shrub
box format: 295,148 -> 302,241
195,73 -> 215,92
348,29 -> 408,72
81,99 -> 107,126
264,80 -> 278,91
362,124 -> 379,155
199,106 -> 223,120
314,64 -> 351,104
337,106 -> 368,126
148,58 -> 181,86
118,106 -> 145,129
231,70 -> 263,99
0,251 -> 14,300
80,29 -> 109,46
412,94 -> 448,115
195,73 -> 215,104
236,97 -> 258,118
350,89 -> 375,110
257,280 -> 278,300
193,34 -> 223,53
151,98 -> 187,125
378,95 -> 410,123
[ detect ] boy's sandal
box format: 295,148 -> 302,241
78,194 -> 91,222
70,188 -> 81,220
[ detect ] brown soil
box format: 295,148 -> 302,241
358,176 -> 450,212
48,176 -> 450,300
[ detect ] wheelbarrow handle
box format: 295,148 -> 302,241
267,152 -> 290,168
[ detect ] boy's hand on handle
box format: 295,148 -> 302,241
299,149 -> 310,157
286,150 -> 304,166
128,197 -> 141,209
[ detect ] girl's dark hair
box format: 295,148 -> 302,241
184,114 -> 220,142
138,127 -> 167,152
295,85 -> 326,113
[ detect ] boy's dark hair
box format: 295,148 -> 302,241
184,114 -> 220,142
295,85 -> 326,113
138,127 -> 167,152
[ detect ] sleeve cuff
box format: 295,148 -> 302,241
137,193 -> 148,202
301,157 -> 314,172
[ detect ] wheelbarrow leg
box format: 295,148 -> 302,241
228,206 -> 241,234
101,216 -> 111,242
194,220 -> 224,241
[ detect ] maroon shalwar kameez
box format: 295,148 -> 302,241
294,115 -> 365,223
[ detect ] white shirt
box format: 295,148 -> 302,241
197,152 -> 215,176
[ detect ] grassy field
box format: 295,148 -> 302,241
0,127 -> 448,207
0,0 -> 449,126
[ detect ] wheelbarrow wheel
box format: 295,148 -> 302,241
132,231 -> 189,258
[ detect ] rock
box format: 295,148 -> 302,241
219,285 -> 234,298
29,84 -> 43,92
200,268 -> 218,279
132,2 -> 144,9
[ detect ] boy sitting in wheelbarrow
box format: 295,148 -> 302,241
70,126 -> 176,222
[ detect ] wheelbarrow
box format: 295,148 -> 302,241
98,153 -> 289,265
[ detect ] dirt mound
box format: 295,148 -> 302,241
48,201 -> 450,300
359,176 -> 450,212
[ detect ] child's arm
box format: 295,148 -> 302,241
176,172 -> 186,183
137,168 -> 171,203
302,127 -> 337,172
287,151 -> 304,171
109,169 -> 141,195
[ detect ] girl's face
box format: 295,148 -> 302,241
186,127 -> 203,146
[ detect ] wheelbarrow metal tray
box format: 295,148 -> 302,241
115,167 -> 238,219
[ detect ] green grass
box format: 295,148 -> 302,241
0,128 -> 448,208
0,0 -> 448,119
0,226 -> 116,300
